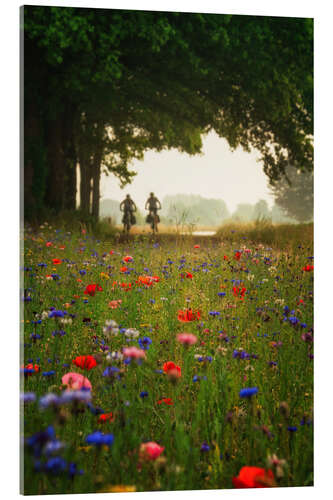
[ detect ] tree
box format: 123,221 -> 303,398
252,200 -> 271,220
269,166 -> 313,222
23,7 -> 313,220
232,203 -> 255,222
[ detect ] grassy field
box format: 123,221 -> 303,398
21,222 -> 313,494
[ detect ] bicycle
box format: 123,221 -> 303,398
121,210 -> 136,234
147,209 -> 160,234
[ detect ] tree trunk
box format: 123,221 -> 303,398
79,153 -> 92,215
92,150 -> 102,220
44,114 -> 65,212
63,103 -> 77,211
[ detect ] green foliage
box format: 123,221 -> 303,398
23,6 -> 313,220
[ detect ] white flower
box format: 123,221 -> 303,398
106,351 -> 124,363
60,318 -> 72,325
124,328 -> 140,339
247,274 -> 255,281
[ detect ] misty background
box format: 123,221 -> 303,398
98,132 -> 313,226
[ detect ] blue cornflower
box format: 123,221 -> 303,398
209,311 -> 220,317
140,391 -> 148,399
48,310 -> 67,319
287,426 -> 298,432
39,394 -> 61,409
68,462 -> 84,478
30,334 -> 41,340
200,442 -> 210,452
239,387 -> 258,398
44,456 -> 67,475
42,371 -> 55,377
20,392 -> 36,404
79,270 -> 87,275
85,431 -> 114,447
288,316 -> 299,325
218,292 -> 226,297
102,366 -> 120,377
52,330 -> 66,337
138,337 -> 152,350
87,403 -> 104,415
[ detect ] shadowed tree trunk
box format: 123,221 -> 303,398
92,148 -> 103,220
63,103 -> 78,211
44,114 -> 65,212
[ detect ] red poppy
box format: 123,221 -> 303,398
137,276 -> 155,287
52,258 -> 62,265
84,284 -> 103,296
123,255 -> 133,263
23,363 -> 40,375
194,244 -> 200,249
157,398 -> 174,406
72,355 -> 97,370
302,264 -> 314,272
46,242 -> 53,247
177,308 -> 201,322
120,282 -> 132,291
232,466 -> 275,488
163,361 -> 181,378
185,272 -> 193,279
120,266 -> 128,273
234,251 -> 242,261
223,255 -> 229,260
58,245 -> 65,250
233,287 -> 247,299
109,250 -> 114,255
98,412 -> 114,423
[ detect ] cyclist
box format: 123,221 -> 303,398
120,194 -> 137,231
145,192 -> 161,232
145,192 -> 161,215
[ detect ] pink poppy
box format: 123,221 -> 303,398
139,441 -> 164,461
61,372 -> 92,391
176,333 -> 198,346
108,299 -> 122,309
123,347 -> 146,360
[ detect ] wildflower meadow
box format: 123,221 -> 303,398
21,224 -> 313,494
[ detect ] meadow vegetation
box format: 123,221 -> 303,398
21,222 -> 313,494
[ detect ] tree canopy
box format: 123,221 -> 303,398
23,6 -> 313,220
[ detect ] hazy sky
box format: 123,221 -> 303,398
100,131 -> 275,213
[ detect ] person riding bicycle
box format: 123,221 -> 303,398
145,192 -> 161,217
120,194 -> 137,226
145,193 -> 161,232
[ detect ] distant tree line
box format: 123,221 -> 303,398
100,187 -> 313,226
23,6 -> 313,222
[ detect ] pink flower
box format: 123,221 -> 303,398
139,441 -> 165,461
176,333 -> 198,346
61,372 -> 92,391
123,347 -> 146,360
108,299 -> 122,309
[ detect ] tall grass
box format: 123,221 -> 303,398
216,220 -> 313,251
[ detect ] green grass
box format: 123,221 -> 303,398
21,223 -> 313,494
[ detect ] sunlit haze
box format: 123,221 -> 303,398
100,131 -> 275,213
